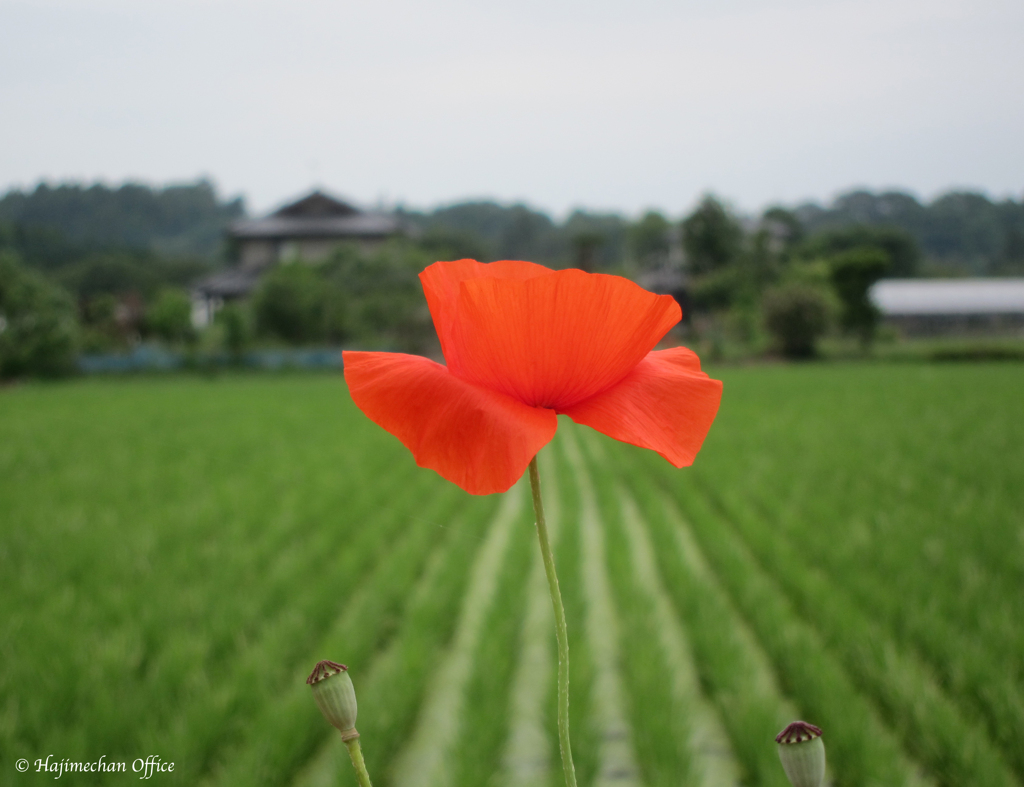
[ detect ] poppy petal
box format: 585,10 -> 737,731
559,347 -> 722,467
447,269 -> 681,409
343,350 -> 557,495
420,259 -> 554,363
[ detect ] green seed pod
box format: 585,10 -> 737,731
308,660 -> 358,738
775,721 -> 825,787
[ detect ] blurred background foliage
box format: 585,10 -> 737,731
1,179 -> 1023,377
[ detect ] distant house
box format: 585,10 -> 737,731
870,278 -> 1024,336
192,190 -> 404,326
638,265 -> 692,322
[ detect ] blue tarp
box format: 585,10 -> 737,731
78,346 -> 345,373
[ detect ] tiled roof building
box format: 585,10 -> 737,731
192,190 -> 404,325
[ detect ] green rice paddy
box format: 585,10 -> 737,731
2,363 -> 1022,786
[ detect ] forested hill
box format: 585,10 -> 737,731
796,190 -> 1024,275
1,179 -> 1021,275
0,180 -> 244,261
404,188 -> 1024,276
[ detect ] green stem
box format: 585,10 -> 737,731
528,455 -> 578,787
344,735 -> 373,787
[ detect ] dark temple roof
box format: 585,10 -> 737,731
229,190 -> 403,240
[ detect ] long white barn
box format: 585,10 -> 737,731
870,278 -> 1024,335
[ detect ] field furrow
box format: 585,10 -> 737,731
607,441 -> 796,787
448,491 -> 536,787
500,448 -> 562,787
561,429 -> 641,787
548,435 -> 600,787
577,428 -> 734,787
616,491 -> 740,787
389,481 -> 525,787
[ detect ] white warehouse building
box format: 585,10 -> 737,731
870,278 -> 1024,336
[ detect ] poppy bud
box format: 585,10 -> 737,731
307,660 -> 358,739
775,721 -> 825,787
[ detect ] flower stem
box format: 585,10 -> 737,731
343,735 -> 373,787
528,455 -> 578,787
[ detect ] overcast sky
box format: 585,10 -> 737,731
2,0 -> 1022,217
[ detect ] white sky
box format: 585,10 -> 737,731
1,0 -> 1022,218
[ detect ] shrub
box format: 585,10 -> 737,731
829,247 -> 889,347
0,252 -> 78,378
253,263 -> 332,345
216,302 -> 250,357
146,288 -> 196,345
762,283 -> 832,358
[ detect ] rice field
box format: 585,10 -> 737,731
1,363 -> 1022,787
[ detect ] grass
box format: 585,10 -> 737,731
2,363 -> 1022,787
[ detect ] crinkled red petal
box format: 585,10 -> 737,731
419,259 -> 553,365
559,347 -> 722,466
447,268 -> 681,409
343,350 -> 557,495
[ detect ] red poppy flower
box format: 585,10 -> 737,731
343,259 -> 722,495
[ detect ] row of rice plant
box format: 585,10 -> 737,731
4,365 -> 1020,787
703,365 -> 1024,781
648,461 -> 930,786
208,476 -> 479,786
616,363 -> 1023,787
708,487 -> 1018,787
0,378 -> 475,785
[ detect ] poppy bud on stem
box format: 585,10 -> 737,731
528,456 -> 578,787
776,721 -> 825,787
308,661 -> 373,787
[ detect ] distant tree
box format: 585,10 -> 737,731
562,211 -> 627,270
571,232 -> 604,272
923,191 -> 1014,273
829,247 -> 889,348
788,188 -> 1024,274
628,212 -> 670,268
0,180 -> 244,260
0,252 -> 78,377
400,201 -> 628,269
682,195 -> 744,275
803,225 -> 918,278
216,302 -> 250,358
762,283 -> 832,359
146,288 -> 196,345
760,206 -> 803,251
689,267 -> 742,311
253,264 -> 328,345
998,207 -> 1024,274
419,201 -> 516,248
0,221 -> 87,271
79,293 -> 122,351
57,253 -> 160,299
417,227 -> 491,262
407,201 -> 558,263
322,240 -> 434,351
498,205 -> 556,260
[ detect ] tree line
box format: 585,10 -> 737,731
1,179 -> 1022,376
